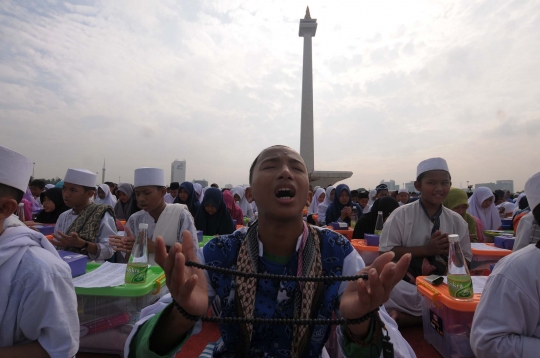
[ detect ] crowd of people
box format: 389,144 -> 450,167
1,143 -> 539,357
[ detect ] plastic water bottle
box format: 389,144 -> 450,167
374,211 -> 384,235
18,203 -> 25,223
447,234 -> 473,299
125,223 -> 148,284
351,207 -> 358,228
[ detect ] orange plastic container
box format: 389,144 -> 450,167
470,243 -> 511,275
46,234 -> 54,241
417,277 -> 480,358
325,226 -> 353,240
351,239 -> 379,265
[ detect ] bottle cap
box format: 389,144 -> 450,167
139,223 -> 149,230
18,203 -> 24,207
448,234 -> 459,242
378,211 -> 383,214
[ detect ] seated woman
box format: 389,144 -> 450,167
317,186 -> 334,224
194,188 -> 235,236
231,186 -> 254,220
34,187 -> 69,224
443,187 -> 483,243
95,183 -> 117,207
468,187 -> 502,231
325,184 -> 363,226
114,183 -> 140,221
353,196 -> 399,239
174,182 -> 201,218
223,190 -> 244,225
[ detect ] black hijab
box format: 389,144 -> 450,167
194,188 -> 235,236
174,182 -> 201,217
353,196 -> 399,239
35,188 -> 69,224
325,184 -> 363,225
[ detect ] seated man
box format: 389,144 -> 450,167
0,145 -> 79,357
470,172 -> 540,357
125,145 -> 416,358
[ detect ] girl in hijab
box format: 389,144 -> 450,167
114,183 -> 139,221
443,187 -> 483,243
194,188 -> 235,236
95,184 -> 117,207
308,187 -> 325,215
468,187 -> 502,230
193,183 -> 203,202
174,181 -> 201,217
353,196 -> 399,239
223,190 -> 243,225
35,188 -> 69,224
230,186 -> 254,220
325,184 -> 363,225
316,186 -> 335,224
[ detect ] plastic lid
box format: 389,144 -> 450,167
139,223 -> 149,229
448,234 -> 459,242
18,203 -> 24,207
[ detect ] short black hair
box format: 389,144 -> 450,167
416,171 -> 452,183
0,183 -> 24,203
211,183 -> 219,188
351,190 -> 359,196
83,186 -> 96,192
30,179 -> 45,190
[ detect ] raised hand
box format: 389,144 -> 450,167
154,230 -> 208,318
109,226 -> 135,253
52,231 -> 84,248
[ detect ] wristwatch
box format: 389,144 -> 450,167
79,241 -> 89,254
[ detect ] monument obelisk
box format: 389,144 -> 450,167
299,7 -> 317,174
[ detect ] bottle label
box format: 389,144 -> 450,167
125,263 -> 148,284
447,274 -> 473,298
351,220 -> 357,228
374,230 -> 382,236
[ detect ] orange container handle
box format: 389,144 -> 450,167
417,280 -> 443,308
152,273 -> 166,295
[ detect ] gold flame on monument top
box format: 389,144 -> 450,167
305,6 -> 311,19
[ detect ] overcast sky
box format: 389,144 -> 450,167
1,0 -> 538,191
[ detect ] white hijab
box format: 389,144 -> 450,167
231,186 -> 250,217
318,186 -> 335,211
193,183 -> 203,203
95,184 -> 117,207
308,188 -> 326,215
512,192 -> 527,215
468,187 -> 502,230
367,189 -> 377,207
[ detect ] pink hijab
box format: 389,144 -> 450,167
223,190 -> 243,225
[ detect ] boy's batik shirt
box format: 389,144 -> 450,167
201,227 -> 361,358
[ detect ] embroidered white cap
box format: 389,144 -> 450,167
64,169 -> 97,188
525,171 -> 540,211
134,167 -> 165,188
398,188 -> 409,194
416,157 -> 449,178
0,145 -> 33,193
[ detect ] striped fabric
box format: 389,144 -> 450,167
199,342 -> 217,358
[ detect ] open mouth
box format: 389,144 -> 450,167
275,187 -> 296,200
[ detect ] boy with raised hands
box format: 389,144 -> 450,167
125,145 -> 415,358
0,146 -> 79,357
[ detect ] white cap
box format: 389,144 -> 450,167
0,145 -> 33,193
416,157 -> 449,178
134,167 -> 165,188
139,223 -> 149,230
448,234 -> 459,243
398,188 -> 409,194
525,171 -> 540,212
64,169 -> 97,188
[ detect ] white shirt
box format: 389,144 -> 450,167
470,244 -> 540,357
55,209 -> 117,262
163,193 -> 175,204
513,212 -> 537,252
379,200 -> 472,261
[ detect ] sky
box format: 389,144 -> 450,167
1,0 -> 538,191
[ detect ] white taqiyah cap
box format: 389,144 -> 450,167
525,171 -> 540,211
416,157 -> 449,178
0,145 -> 33,193
398,188 -> 409,194
64,169 -> 97,188
134,167 -> 165,188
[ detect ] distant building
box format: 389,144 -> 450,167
380,179 -> 399,191
404,181 -> 416,193
171,160 -> 186,184
475,180 -> 514,193
193,179 -> 208,188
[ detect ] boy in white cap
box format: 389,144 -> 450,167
379,157 -> 472,326
53,168 -> 117,262
397,188 -> 409,206
0,145 -> 79,356
512,171 -> 540,252
470,172 -> 540,357
109,168 -> 198,265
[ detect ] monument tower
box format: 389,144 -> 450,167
102,158 -> 106,184
298,7 -> 352,187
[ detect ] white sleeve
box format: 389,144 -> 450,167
317,204 -> 327,222
470,274 -> 540,357
514,214 -> 533,252
88,212 -> 117,261
179,210 -> 200,250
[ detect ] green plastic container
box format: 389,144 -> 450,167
200,235 -> 214,248
75,263 -> 166,297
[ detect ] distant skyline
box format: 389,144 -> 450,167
1,1 -> 538,192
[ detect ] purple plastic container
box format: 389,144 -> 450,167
57,250 -> 88,277
364,234 -> 380,247
34,225 -> 55,236
494,236 -> 515,250
332,222 -> 348,230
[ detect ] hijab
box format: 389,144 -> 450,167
223,190 -> 244,224
193,183 -> 203,202
231,186 -> 250,217
308,188 -> 325,215
194,188 -> 235,236
318,186 -> 334,212
35,188 -> 69,224
114,183 -> 139,220
443,188 -> 477,237
353,196 -> 399,238
468,187 -> 502,230
326,184 -> 362,223
367,189 -> 377,207
174,182 -> 200,217
94,184 -> 117,207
